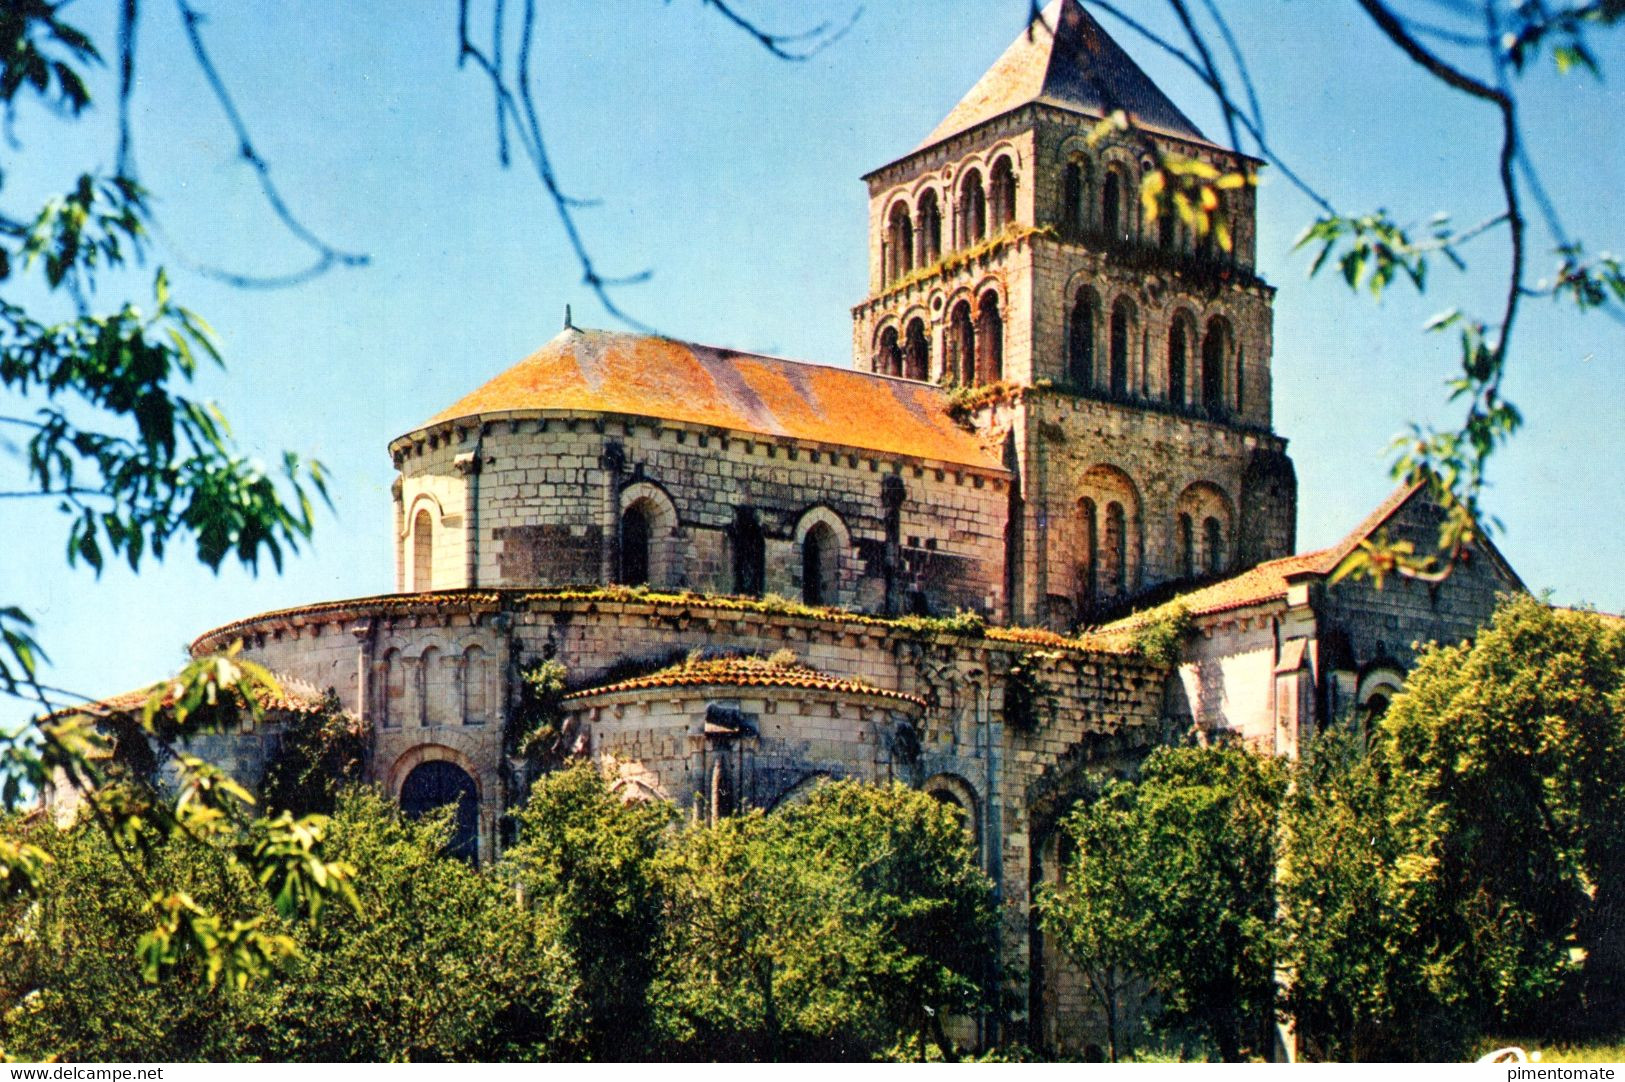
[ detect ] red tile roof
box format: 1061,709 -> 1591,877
565,657 -> 927,708
913,0 -> 1216,154
411,328 -> 1003,471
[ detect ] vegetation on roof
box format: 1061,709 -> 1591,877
872,223 -> 1056,300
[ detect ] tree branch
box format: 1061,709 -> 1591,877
159,0 -> 369,289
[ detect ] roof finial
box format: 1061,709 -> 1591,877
563,304 -> 574,331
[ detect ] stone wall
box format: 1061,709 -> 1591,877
976,390 -> 1293,627
391,411 -> 1011,619
1313,494 -> 1522,675
195,589 -> 1169,1049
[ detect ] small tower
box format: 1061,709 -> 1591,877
852,0 -> 1296,628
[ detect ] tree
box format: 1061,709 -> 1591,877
652,780 -> 998,1061
0,798 -> 273,1061
1043,746 -> 1287,1062
0,3 -> 353,980
1375,595 -> 1625,1036
0,788 -> 580,1062
502,763 -> 671,1060
257,692 -> 370,818
1276,731 -> 1474,1061
1036,776 -> 1149,1062
266,790 -> 577,1062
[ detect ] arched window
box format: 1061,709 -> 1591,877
1080,465 -> 1141,602
400,761 -> 479,863
801,520 -> 838,606
378,648 -> 403,729
917,190 -> 942,265
989,155 -> 1016,230
1204,515 -> 1224,575
887,202 -> 914,283
947,301 -> 975,385
1077,497 -> 1098,610
1109,297 -> 1134,397
732,506 -> 765,598
619,499 -> 652,585
975,292 -> 1003,383
1068,288 -> 1096,388
1178,512 -> 1195,578
461,645 -> 489,724
1104,501 -> 1127,595
1202,316 -> 1230,410
1158,206 -> 1175,248
1168,316 -> 1189,407
959,169 -> 987,246
1102,169 -> 1122,240
1177,481 -> 1234,581
903,317 -> 930,381
411,508 -> 433,591
876,326 -> 902,377
1063,160 -> 1085,234
416,646 -> 441,726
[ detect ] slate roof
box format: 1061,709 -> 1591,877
413,327 -> 1002,471
914,0 -> 1215,154
565,657 -> 927,708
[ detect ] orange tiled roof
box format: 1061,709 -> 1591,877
912,0 -> 1216,155
414,328 -> 1003,471
565,657 -> 927,708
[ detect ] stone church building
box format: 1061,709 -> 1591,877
111,0 -> 1527,1053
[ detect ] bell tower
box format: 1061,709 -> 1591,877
852,0 -> 1296,628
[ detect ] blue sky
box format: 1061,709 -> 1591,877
4,1 -> 1622,725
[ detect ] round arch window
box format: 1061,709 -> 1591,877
400,760 -> 479,863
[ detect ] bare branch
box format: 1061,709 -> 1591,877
160,0 -> 369,289
116,0 -> 138,176
1083,0 -> 1337,215
700,0 -> 861,61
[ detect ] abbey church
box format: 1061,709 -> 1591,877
105,0 -> 1525,1052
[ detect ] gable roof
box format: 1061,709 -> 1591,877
915,0 -> 1215,154
1101,480 -> 1526,630
409,328 -> 1003,471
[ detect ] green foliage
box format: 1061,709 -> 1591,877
503,764 -> 672,1060
1130,604 -> 1192,668
0,0 -> 340,988
0,788 -> 577,1062
1277,730 -> 1473,1061
0,802 -> 278,1060
890,608 -> 988,638
507,657 -> 569,764
944,379 -> 1022,421
1003,650 -> 1059,733
1044,599 -> 1625,1062
1036,774 -> 1148,1062
1042,746 -> 1287,1062
653,781 -> 997,1060
268,790 -> 577,1061
258,692 -> 370,817
1376,596 -> 1625,1036
0,2 -> 96,123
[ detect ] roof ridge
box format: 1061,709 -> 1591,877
909,0 -> 1214,155
408,328 -> 1004,470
